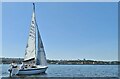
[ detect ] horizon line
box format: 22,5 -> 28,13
0,57 -> 119,61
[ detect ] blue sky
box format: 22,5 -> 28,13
2,2 -> 118,61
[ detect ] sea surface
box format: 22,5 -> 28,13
0,64 -> 118,77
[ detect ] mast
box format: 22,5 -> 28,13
33,3 -> 36,62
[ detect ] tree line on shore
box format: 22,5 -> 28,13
0,57 -> 120,65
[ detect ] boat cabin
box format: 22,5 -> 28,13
23,58 -> 35,68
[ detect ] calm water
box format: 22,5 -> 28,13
0,64 -> 118,77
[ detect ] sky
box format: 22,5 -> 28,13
2,2 -> 118,61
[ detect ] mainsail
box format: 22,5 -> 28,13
24,3 -> 47,66
24,3 -> 36,61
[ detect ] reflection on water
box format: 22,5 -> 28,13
1,64 -> 118,78
16,73 -> 47,77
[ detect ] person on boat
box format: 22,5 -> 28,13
20,62 -> 25,69
10,61 -> 17,68
8,61 -> 18,76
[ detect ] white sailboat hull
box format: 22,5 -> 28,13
17,66 -> 48,75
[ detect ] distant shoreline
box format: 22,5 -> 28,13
0,58 -> 120,65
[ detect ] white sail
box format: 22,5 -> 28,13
36,27 -> 47,66
24,6 -> 36,61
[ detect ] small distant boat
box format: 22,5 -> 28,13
8,3 -> 48,76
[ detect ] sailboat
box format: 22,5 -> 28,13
8,3 -> 48,75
